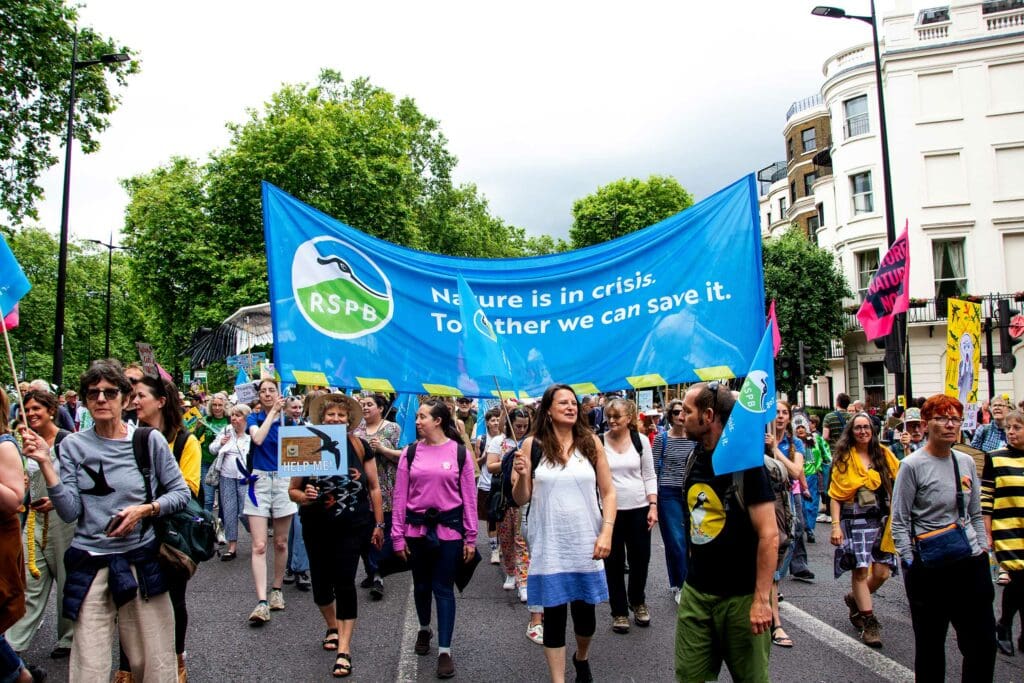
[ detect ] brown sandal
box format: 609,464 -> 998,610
322,628 -> 339,650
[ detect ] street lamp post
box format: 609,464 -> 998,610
86,233 -> 126,358
51,32 -> 129,387
813,1 -> 913,401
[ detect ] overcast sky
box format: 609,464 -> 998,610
31,0 -> 897,245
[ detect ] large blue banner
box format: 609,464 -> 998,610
262,175 -> 764,397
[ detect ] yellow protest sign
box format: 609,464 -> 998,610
944,298 -> 981,405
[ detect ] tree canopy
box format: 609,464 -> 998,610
0,0 -> 136,224
569,175 -> 693,248
763,226 -> 850,400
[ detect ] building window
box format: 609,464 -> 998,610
790,181 -> 797,202
779,196 -> 788,215
767,210 -> 772,225
856,250 -> 880,301
844,95 -> 870,139
933,238 -> 967,311
787,138 -> 794,161
807,214 -> 820,243
802,128 -> 816,153
851,171 -> 873,214
816,202 -> 825,228
862,361 -> 886,410
803,172 -> 817,196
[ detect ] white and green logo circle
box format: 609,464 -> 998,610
292,237 -> 393,339
738,370 -> 770,413
474,309 -> 497,342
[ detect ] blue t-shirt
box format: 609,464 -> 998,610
246,410 -> 281,472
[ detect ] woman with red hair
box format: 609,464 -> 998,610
890,394 -> 995,681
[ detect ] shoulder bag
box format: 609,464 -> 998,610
912,454 -> 973,568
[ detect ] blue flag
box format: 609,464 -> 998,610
0,233 -> 30,317
456,273 -> 513,386
235,369 -> 250,386
394,393 -> 421,447
712,320 -> 777,475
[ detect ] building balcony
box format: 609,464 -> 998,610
827,339 -> 845,359
786,94 -> 824,122
842,294 -> 1022,332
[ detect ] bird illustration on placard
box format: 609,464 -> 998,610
307,426 -> 343,470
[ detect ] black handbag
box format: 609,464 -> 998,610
912,454 -> 973,568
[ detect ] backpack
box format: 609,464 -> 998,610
599,430 -> 646,459
404,441 -> 468,476
732,456 -> 794,551
488,439 -> 545,522
132,427 -> 217,579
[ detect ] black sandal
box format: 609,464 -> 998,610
322,628 -> 339,651
332,652 -> 352,678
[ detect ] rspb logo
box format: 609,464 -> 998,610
291,237 -> 393,339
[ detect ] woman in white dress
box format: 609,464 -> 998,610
512,384 -> 616,683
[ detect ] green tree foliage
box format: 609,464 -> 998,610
0,0 -> 136,223
123,71 -> 530,369
569,175 -> 694,248
763,226 -> 851,400
3,227 -> 146,386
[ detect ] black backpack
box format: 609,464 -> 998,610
599,430 -> 646,458
489,439 -> 543,522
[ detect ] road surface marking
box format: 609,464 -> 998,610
396,581 -> 420,682
780,602 -> 914,682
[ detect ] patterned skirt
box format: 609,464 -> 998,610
833,500 -> 898,578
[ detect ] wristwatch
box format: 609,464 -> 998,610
375,522 -> 386,529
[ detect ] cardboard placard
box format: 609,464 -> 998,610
278,423 -> 349,476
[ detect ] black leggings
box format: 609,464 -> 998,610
118,574 -> 186,669
1000,569 -> 1024,631
605,506 -> 651,617
542,600 -> 596,649
305,523 -> 365,620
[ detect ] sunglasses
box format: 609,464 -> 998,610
670,409 -> 683,416
86,388 -> 121,402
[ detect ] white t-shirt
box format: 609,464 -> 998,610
603,433 -> 658,510
481,434 -> 514,491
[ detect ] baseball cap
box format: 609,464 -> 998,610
904,407 -> 922,423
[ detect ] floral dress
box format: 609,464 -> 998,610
354,420 -> 401,512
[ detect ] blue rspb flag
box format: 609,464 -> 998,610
0,233 -> 30,317
262,175 -> 764,397
713,320 -> 777,476
457,273 -> 513,386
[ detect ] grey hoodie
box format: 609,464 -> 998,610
48,424 -> 190,554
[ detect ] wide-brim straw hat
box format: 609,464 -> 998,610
308,393 -> 363,426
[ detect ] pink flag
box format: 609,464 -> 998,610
857,221 -> 911,341
156,363 -> 174,383
767,300 -> 782,358
3,305 -> 18,331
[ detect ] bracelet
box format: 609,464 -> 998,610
150,503 -> 158,517
603,520 -> 614,527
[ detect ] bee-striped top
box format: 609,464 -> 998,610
981,447 -> 1024,571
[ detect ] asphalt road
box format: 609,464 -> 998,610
17,517 -> 1024,682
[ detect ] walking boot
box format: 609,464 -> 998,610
861,614 -> 882,648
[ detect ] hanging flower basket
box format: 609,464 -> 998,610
908,298 -> 927,309
843,303 -> 860,313
963,294 -> 984,303
1014,292 -> 1024,303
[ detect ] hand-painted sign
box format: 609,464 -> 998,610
278,423 -> 349,476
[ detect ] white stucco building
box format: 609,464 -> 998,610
760,0 -> 1024,408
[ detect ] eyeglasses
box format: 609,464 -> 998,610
931,416 -> 963,426
86,388 -> 120,402
670,409 -> 682,416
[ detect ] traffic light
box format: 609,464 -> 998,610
778,356 -> 794,380
999,299 -> 1021,373
798,341 -> 808,380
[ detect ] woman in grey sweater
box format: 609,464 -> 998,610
890,394 -> 995,682
20,360 -> 189,683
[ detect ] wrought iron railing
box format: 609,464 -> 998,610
843,294 -> 1021,331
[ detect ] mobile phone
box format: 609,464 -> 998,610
105,512 -> 123,535
29,498 -> 47,510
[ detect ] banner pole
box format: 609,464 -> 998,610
492,375 -> 516,436
1,322 -> 27,422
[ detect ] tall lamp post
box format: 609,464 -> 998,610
812,1 -> 913,401
51,32 -> 129,387
86,233 -> 127,358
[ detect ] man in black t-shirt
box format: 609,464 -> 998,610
674,382 -> 777,683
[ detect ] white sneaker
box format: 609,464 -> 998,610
526,623 -> 544,645
503,575 -> 516,590
816,513 -> 831,523
672,587 -> 681,605
490,548 -> 500,565
518,586 -> 528,603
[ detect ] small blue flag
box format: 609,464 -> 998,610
456,273 -> 513,384
0,233 -> 30,317
394,393 -> 421,448
235,369 -> 250,386
713,320 -> 777,475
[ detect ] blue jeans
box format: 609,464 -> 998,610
657,486 -> 687,589
200,463 -> 217,512
820,463 -> 832,509
803,472 -> 819,534
288,513 -> 310,573
0,635 -> 23,683
408,538 -> 461,648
